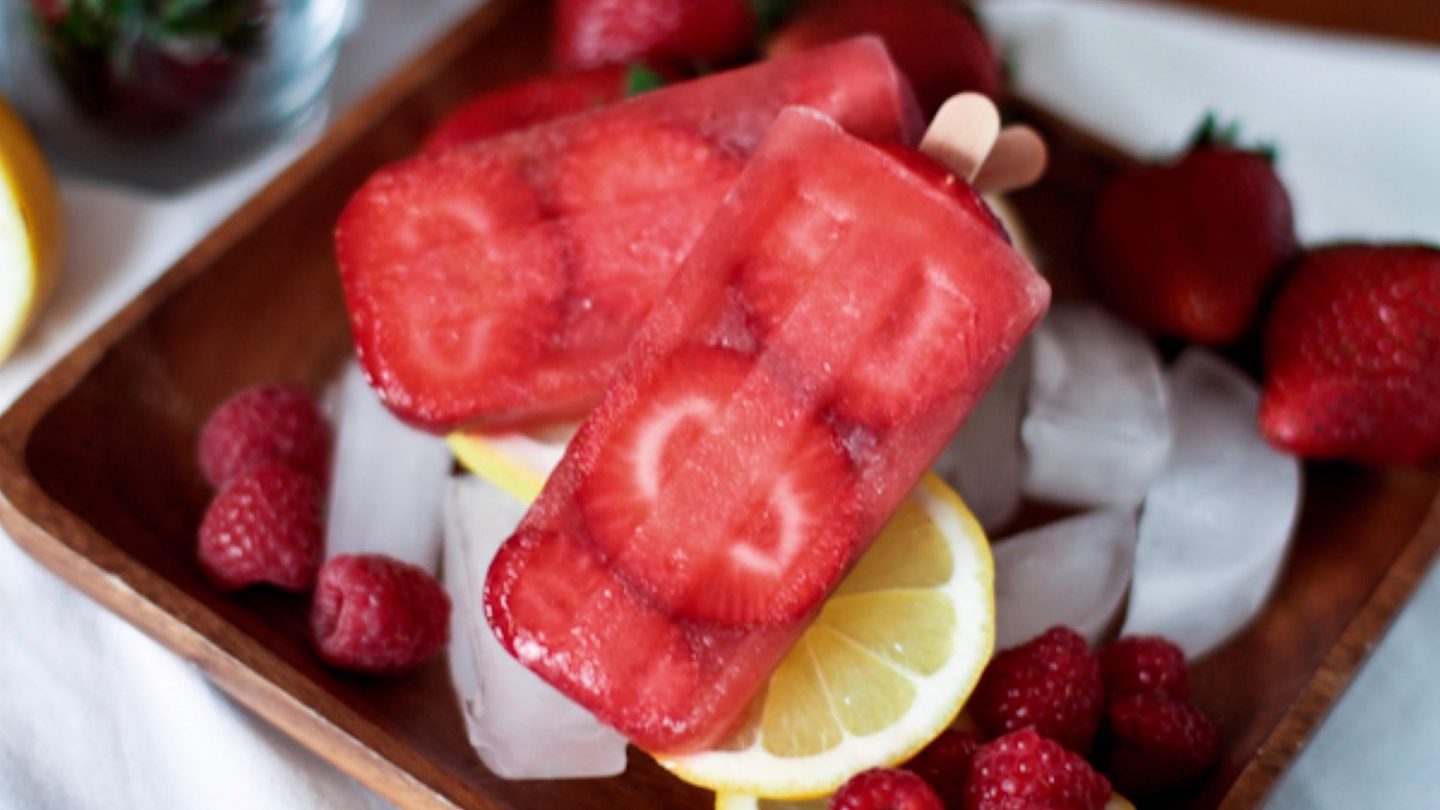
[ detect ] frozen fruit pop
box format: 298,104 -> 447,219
337,37 -> 918,432
484,107 -> 1049,753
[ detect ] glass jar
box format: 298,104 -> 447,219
0,0 -> 359,189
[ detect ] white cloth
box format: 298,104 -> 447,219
1,0 -> 1438,807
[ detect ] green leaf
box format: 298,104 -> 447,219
624,64 -> 666,97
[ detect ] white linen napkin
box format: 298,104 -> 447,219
1,0 -> 1438,807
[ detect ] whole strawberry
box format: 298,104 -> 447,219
198,383 -> 332,488
311,554 -> 451,674
1100,635 -> 1190,701
552,0 -> 756,71
197,463 -> 324,591
1086,115 -> 1297,344
765,0 -> 1002,116
1101,693 -> 1219,798
965,729 -> 1111,810
1260,244 -> 1440,465
904,728 -> 986,809
831,767 -> 945,810
970,626 -> 1104,754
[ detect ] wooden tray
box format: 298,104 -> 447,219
0,2 -> 1436,808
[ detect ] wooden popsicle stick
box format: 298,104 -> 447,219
972,125 -> 1048,194
918,92 -> 1049,194
919,93 -> 1001,182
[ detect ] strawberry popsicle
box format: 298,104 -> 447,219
336,38 -> 918,432
484,108 -> 1050,753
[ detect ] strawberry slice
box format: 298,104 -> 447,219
552,114 -> 742,212
338,231 -> 567,426
578,346 -> 855,626
422,65 -> 631,153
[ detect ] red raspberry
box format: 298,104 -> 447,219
197,463 -> 323,591
831,768 -> 944,810
199,383 -> 332,488
311,554 -> 451,674
1102,693 -> 1219,798
971,627 -> 1104,753
1099,635 -> 1190,701
904,729 -> 985,809
965,729 -> 1111,810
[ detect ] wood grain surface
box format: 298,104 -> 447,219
0,2 -> 1436,809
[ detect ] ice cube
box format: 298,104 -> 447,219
932,342 -> 1030,531
443,476 -> 628,779
1021,303 -> 1171,508
993,508 -> 1137,649
1122,349 -> 1302,659
325,362 -> 452,570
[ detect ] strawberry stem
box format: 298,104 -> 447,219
1189,111 -> 1279,163
624,63 -> 666,97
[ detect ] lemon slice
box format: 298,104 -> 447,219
659,473 -> 994,800
447,422 -> 576,502
715,789 -> 1136,809
0,95 -> 62,363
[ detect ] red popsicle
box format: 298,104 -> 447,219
336,38 -> 919,432
484,108 -> 1049,753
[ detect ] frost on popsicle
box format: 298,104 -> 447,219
932,342 -> 1030,531
324,362 -> 453,570
992,508 -> 1137,649
443,476 -> 628,779
1022,303 -> 1171,508
1123,349 -> 1302,658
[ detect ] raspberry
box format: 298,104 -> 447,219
197,463 -> 323,591
311,554 -> 451,674
1100,635 -> 1190,701
831,768 -> 945,810
970,626 -> 1104,753
904,728 -> 985,809
1101,692 -> 1219,798
199,383 -> 332,488
965,729 -> 1111,810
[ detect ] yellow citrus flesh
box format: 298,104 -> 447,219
660,474 -> 995,800
447,422 -> 576,502
0,95 -> 62,363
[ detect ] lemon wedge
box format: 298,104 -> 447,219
447,422 -> 576,502
659,474 -> 994,800
0,95 -> 61,364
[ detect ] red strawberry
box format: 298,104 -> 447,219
1259,244 -> 1440,465
1101,693 -> 1219,798
1086,116 -> 1297,344
904,728 -> 986,809
422,65 -> 633,152
198,383 -> 332,488
965,729 -> 1111,810
970,626 -> 1104,754
577,346 -> 855,626
1099,635 -> 1190,701
552,0 -> 756,71
311,554 -> 452,675
197,463 -> 324,591
832,767 -> 945,810
766,0 -> 1002,115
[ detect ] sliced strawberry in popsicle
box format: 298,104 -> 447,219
578,346 -> 855,625
553,116 -> 742,211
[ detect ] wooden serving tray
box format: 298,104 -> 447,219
0,2 -> 1436,808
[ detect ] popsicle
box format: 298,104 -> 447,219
484,106 -> 1050,754
336,38 -> 918,432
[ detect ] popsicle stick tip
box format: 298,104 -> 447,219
972,125 -> 1049,194
919,93 -> 1002,182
